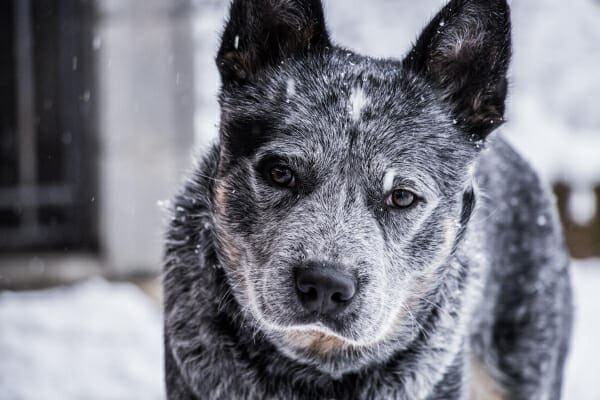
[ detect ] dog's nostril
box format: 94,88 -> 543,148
302,286 -> 318,301
331,290 -> 353,303
331,291 -> 343,303
294,263 -> 357,317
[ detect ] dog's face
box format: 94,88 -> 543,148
212,0 -> 510,372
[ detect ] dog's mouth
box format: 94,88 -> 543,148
259,306 -> 357,339
255,291 -> 363,341
291,311 -> 355,333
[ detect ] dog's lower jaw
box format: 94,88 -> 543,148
268,330 -> 364,377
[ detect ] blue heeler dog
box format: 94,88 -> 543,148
163,0 -> 573,398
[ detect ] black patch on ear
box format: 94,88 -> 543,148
404,0 -> 511,138
217,0 -> 330,84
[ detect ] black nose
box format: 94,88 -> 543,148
294,264 -> 357,317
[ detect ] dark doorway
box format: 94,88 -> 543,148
0,0 -> 98,251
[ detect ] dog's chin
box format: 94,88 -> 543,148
253,307 -> 407,375
279,326 -> 355,354
265,326 -> 383,377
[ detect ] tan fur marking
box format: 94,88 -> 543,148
285,331 -> 351,355
470,358 -> 506,400
213,180 -> 230,218
213,178 -> 245,287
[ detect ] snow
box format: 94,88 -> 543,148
564,259 -> 600,400
92,35 -> 102,51
286,78 -> 296,100
568,187 -> 597,225
0,260 -> 599,399
536,214 -> 548,227
0,279 -> 164,400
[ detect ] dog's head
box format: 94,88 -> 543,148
212,0 -> 510,372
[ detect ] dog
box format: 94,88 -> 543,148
163,0 -> 573,398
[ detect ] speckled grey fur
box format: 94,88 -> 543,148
163,0 -> 573,399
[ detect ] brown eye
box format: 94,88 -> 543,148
270,165 -> 295,187
386,189 -> 416,208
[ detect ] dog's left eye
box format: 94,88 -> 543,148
269,165 -> 296,188
386,189 -> 417,209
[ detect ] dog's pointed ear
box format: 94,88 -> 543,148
404,0 -> 511,138
216,0 -> 330,85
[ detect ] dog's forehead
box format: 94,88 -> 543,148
282,54 -> 406,115
261,55 -> 460,164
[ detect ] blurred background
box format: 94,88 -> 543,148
0,0 -> 598,398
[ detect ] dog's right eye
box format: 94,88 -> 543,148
269,165 -> 296,188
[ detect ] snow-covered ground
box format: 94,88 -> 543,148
0,260 -> 598,399
0,280 -> 164,400
565,259 -> 600,400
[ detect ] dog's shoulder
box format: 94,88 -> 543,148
474,134 -> 561,237
468,134 -> 572,400
470,133 -> 569,280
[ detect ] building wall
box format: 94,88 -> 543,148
96,0 -> 195,274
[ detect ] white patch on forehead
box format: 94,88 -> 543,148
349,86 -> 368,122
383,169 -> 396,192
234,35 -> 239,50
286,78 -> 296,102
